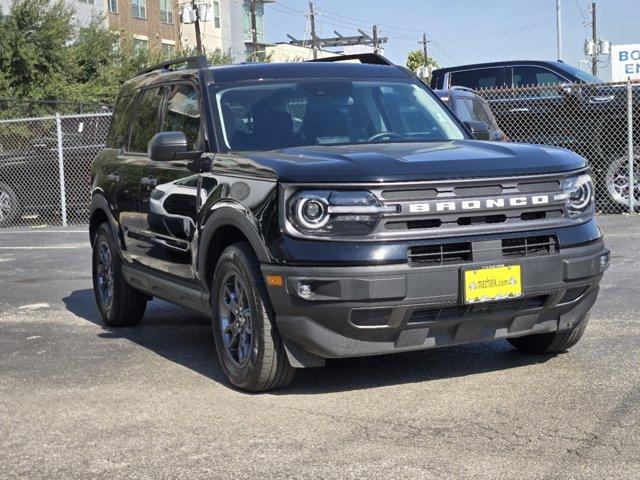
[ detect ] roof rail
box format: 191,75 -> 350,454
136,55 -> 209,76
306,53 -> 394,66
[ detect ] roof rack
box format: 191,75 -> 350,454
136,55 -> 209,76
306,53 -> 394,66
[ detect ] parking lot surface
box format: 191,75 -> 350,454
0,217 -> 639,479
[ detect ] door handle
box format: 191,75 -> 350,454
508,107 -> 530,113
107,173 -> 120,183
140,176 -> 158,188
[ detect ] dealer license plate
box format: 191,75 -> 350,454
463,264 -> 522,304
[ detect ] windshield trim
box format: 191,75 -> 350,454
209,77 -> 470,153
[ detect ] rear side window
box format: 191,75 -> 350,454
450,68 -> 506,90
106,95 -> 134,148
513,66 -> 567,87
128,87 -> 165,153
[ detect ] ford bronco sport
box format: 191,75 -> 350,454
90,54 -> 609,391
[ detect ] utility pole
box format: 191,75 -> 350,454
591,1 -> 597,76
192,0 -> 203,54
372,25 -> 379,53
308,1 -> 318,59
420,32 -> 429,66
556,0 -> 562,61
250,0 -> 259,59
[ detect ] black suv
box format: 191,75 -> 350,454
430,60 -> 601,90
431,60 -> 640,210
90,54 -> 609,391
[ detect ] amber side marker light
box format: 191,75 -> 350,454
266,274 -> 284,286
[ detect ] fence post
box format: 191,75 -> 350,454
55,113 -> 68,227
628,78 -> 635,214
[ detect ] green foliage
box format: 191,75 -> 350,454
0,0 -> 234,111
406,50 -> 439,80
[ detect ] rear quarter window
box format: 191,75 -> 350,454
106,95 -> 135,148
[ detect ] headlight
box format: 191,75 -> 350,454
555,174 -> 594,217
287,190 -> 397,236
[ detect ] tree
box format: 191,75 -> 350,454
0,0 -> 75,99
406,50 -> 439,81
0,0 -> 233,109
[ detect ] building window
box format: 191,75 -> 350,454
133,38 -> 149,53
161,41 -> 175,58
79,0 -> 95,4
132,0 -> 147,19
213,0 -> 220,28
108,0 -> 117,13
159,0 -> 172,23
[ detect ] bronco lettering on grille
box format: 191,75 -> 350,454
408,195 -> 552,214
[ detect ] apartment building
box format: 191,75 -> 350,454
0,0 -> 106,25
181,0 -> 266,62
106,0 -> 181,56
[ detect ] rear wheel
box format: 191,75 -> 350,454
507,315 -> 589,354
0,182 -> 20,226
211,242 -> 295,392
92,223 -> 148,327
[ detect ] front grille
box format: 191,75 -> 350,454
375,173 -> 568,239
407,242 -> 472,266
163,194 -> 196,218
409,295 -> 548,324
502,235 -> 559,258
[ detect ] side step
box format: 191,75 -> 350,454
122,265 -> 211,317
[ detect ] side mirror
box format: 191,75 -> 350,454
148,131 -> 188,161
463,120 -> 491,141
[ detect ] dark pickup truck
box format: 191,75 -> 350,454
89,54 -> 609,391
431,60 -> 640,210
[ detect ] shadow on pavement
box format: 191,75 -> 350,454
63,288 -> 554,394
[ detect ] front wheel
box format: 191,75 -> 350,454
507,315 -> 589,354
211,242 -> 295,392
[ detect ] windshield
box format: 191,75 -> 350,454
560,64 -> 602,83
214,79 -> 466,151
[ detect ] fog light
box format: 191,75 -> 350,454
600,253 -> 610,271
298,283 -> 313,299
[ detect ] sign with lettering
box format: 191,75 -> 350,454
611,44 -> 640,82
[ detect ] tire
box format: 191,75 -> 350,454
604,153 -> 640,210
507,315 -> 589,354
92,223 -> 148,327
211,241 -> 295,392
0,181 -> 20,226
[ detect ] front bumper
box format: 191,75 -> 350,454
262,238 -> 609,365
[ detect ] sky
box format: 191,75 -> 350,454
263,0 -> 640,81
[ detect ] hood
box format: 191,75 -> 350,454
212,140 -> 586,183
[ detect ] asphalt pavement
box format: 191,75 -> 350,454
0,217 -> 638,479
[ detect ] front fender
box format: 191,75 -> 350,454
197,202 -> 272,285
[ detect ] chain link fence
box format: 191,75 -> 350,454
477,79 -> 639,214
0,112 -> 112,228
